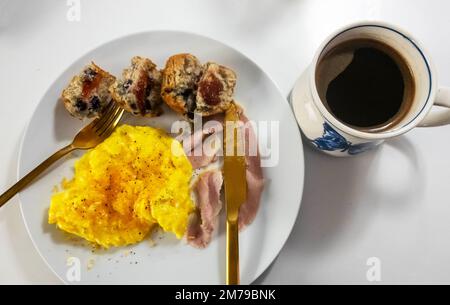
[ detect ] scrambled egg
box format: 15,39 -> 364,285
48,125 -> 194,248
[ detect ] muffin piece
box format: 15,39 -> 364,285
110,56 -> 162,117
161,54 -> 203,119
161,54 -> 237,119
196,62 -> 237,116
61,62 -> 115,119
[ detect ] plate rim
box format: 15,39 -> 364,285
17,29 -> 305,284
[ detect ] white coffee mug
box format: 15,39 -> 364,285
290,22 -> 450,156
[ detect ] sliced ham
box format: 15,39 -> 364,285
238,114 -> 264,230
182,118 -> 223,169
187,170 -> 223,248
184,109 -> 264,247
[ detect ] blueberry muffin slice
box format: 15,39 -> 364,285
161,54 -> 237,119
196,62 -> 237,116
161,54 -> 203,119
110,56 -> 163,117
62,62 -> 115,119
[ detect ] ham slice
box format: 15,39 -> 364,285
187,170 -> 223,248
185,110 -> 264,247
238,114 -> 264,230
182,118 -> 223,169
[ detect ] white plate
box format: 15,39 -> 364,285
18,31 -> 304,284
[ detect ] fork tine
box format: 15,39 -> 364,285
93,103 -> 120,132
99,108 -> 124,138
90,102 -> 117,129
96,106 -> 122,135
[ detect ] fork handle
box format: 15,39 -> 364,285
226,219 -> 240,285
0,144 -> 75,208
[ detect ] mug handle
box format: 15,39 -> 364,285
418,87 -> 450,127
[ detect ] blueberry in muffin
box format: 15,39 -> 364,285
110,56 -> 163,117
161,54 -> 237,120
61,62 -> 116,119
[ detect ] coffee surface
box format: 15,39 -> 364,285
316,39 -> 414,131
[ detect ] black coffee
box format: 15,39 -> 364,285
316,39 -> 415,131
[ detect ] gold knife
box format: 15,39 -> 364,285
223,103 -> 247,285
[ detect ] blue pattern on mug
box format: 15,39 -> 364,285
312,122 -> 374,155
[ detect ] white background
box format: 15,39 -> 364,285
1,0 -> 450,284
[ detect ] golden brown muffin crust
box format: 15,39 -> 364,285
161,54 -> 237,119
161,54 -> 203,117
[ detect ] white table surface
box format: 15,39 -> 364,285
1,0 -> 450,285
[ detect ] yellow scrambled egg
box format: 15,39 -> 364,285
48,125 -> 194,248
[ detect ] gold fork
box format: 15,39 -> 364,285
0,102 -> 124,208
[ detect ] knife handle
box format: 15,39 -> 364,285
226,220 -> 240,285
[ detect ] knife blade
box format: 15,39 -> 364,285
223,103 -> 247,285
